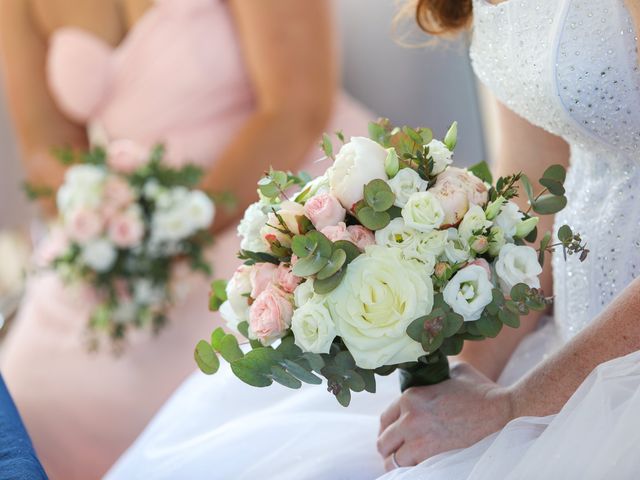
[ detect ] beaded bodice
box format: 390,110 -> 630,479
471,0 -> 640,340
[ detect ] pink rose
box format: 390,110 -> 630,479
66,208 -> 103,243
304,193 -> 346,231
346,225 -> 375,250
107,139 -> 148,173
320,222 -> 352,243
103,176 -> 135,211
249,262 -> 277,298
468,258 -> 492,279
275,263 -> 302,293
249,284 -> 294,345
108,212 -> 144,248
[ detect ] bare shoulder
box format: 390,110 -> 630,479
29,0 -> 124,45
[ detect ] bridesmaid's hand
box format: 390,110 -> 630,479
376,363 -> 515,471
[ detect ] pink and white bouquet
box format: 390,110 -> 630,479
197,120 -> 586,405
43,142 -> 215,347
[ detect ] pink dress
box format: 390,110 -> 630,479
0,0 -> 372,478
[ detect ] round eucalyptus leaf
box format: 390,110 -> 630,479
533,194 -> 567,215
194,340 -> 220,375
498,308 -> 520,328
219,334 -> 244,363
542,164 -> 567,183
291,234 -> 316,259
333,240 -> 362,263
539,177 -> 565,196
313,267 -> 347,294
357,206 -> 391,231
270,365 -> 302,389
316,248 -> 347,280
282,360 -> 323,385
292,253 -> 329,277
210,327 -> 226,351
558,224 -> 573,242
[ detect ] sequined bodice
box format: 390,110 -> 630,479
471,0 -> 640,340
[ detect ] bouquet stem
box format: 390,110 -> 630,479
399,351 -> 450,392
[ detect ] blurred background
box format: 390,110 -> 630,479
0,0 -> 488,339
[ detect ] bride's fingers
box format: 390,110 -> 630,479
379,397 -> 401,434
382,444 -> 409,472
377,417 -> 404,458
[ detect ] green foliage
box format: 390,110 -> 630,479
22,182 -> 53,200
443,121 -> 458,151
194,340 -> 220,375
209,280 -> 228,312
364,179 -> 395,212
468,161 -> 493,184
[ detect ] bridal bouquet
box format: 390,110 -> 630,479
40,141 -> 215,347
196,120 -> 586,406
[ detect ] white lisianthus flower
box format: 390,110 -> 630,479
226,265 -> 253,321
326,246 -> 432,369
151,209 -> 192,243
444,228 -> 471,264
293,280 -> 316,308
458,205 -> 493,245
495,201 -> 525,239
329,137 -> 388,211
403,230 -> 448,273
495,244 -> 542,293
375,218 -> 418,250
238,202 -> 270,252
426,139 -> 453,175
81,238 -> 117,272
488,226 -> 507,257
402,192 -> 445,232
443,265 -> 493,321
387,167 -> 429,208
291,300 -> 336,354
133,279 -> 165,306
186,191 -> 215,231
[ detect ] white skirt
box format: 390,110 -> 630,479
106,321 -> 640,479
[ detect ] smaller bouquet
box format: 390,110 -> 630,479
196,120 -> 587,406
36,141 -> 215,348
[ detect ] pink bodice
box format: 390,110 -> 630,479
46,0 -> 254,167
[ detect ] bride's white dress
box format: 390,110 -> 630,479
106,0 -> 640,478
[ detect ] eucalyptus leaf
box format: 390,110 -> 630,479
533,194 -> 567,215
473,314 -> 502,338
558,224 -> 573,242
313,267 -> 347,294
292,253 -> 328,277
291,235 -> 316,259
467,161 -> 493,184
520,174 -> 535,204
357,206 -> 391,230
335,387 -> 352,407
420,128 -> 433,146
321,133 -> 333,158
316,248 -> 347,280
270,365 -> 302,389
442,311 -> 464,337
358,369 -> 376,393
498,308 -> 520,328
440,335 -> 464,356
364,179 -> 395,212
219,334 -> 244,362
510,283 -> 530,302
542,164 -> 567,183
210,327 -> 226,351
194,340 -> 219,375
539,177 -> 565,196
333,240 -> 361,263
345,371 -> 366,392
282,360 -> 323,385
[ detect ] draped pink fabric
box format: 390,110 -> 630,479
1,0 -> 373,478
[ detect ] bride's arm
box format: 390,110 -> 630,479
201,0 -> 336,232
453,98 -> 569,380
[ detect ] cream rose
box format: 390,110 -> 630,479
403,230 -> 448,270
326,246 -> 433,369
329,137 -> 388,211
293,279 -> 316,307
291,299 -> 336,354
495,244 -> 542,293
238,202 -> 270,252
387,167 -> 428,208
443,265 -> 493,321
402,192 -> 445,232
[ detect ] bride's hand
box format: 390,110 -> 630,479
377,362 -> 515,471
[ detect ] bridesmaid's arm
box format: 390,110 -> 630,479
0,0 -> 122,216
453,99 -> 569,380
202,0 -> 336,232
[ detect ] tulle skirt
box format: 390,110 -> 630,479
106,320 -> 640,479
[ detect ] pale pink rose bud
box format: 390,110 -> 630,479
468,258 -> 492,280
107,139 -> 148,174
249,262 -> 277,298
103,176 -> 135,210
66,208 -> 104,243
108,212 -> 144,248
275,263 -> 302,293
304,193 -> 346,231
346,225 -> 375,250
320,222 -> 352,243
434,261 -> 450,279
471,236 -> 489,254
249,284 -> 294,345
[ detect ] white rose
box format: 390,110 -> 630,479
81,238 -> 117,272
426,139 -> 453,175
387,168 -> 429,208
326,246 -> 432,369
133,279 -> 164,305
185,190 -> 215,231
444,228 -> 471,264
375,218 -> 418,250
291,300 -> 336,354
458,205 -> 493,245
238,202 -> 270,252
226,265 -> 253,321
219,300 -> 242,332
495,244 -> 542,293
293,279 -> 316,307
402,192 -> 445,232
443,265 -> 493,321
403,230 -> 448,272
329,137 -> 388,210
151,209 -> 192,243
57,165 -> 107,211
495,201 -> 524,239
